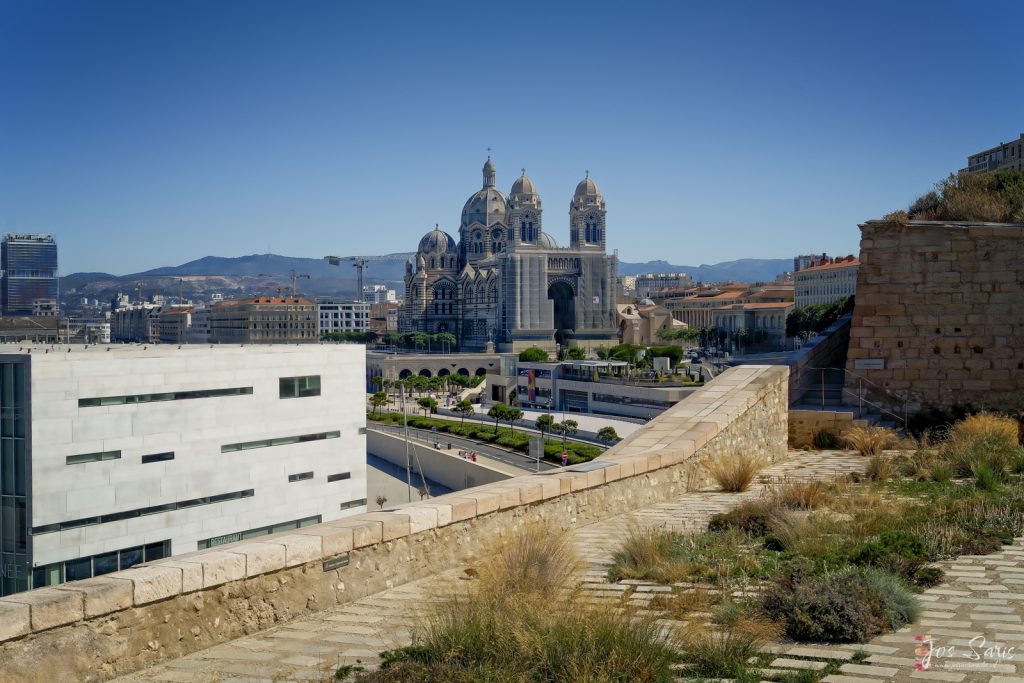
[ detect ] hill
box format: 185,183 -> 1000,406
61,253 -> 793,305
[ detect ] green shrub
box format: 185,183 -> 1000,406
518,347 -> 549,362
707,499 -> 776,537
812,428 -> 840,450
760,564 -> 918,643
679,618 -> 778,679
850,530 -> 929,581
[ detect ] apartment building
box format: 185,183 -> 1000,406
794,256 -> 859,307
317,300 -> 370,336
962,133 -> 1024,173
209,297 -> 317,344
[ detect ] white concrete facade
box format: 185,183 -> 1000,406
318,300 -> 370,335
1,344 -> 366,594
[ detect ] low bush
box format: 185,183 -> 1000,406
707,499 -> 777,537
812,429 -> 840,450
760,564 -> 918,643
844,425 -> 898,456
850,530 -> 929,581
941,413 -> 1023,481
704,452 -> 766,492
865,456 -> 893,482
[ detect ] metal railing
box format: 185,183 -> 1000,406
805,366 -> 909,428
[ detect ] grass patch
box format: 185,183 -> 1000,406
844,425 -> 899,456
358,523 -> 680,683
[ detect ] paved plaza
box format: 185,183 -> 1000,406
115,452 -> 1024,683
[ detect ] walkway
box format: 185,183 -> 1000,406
115,451 -> 1024,683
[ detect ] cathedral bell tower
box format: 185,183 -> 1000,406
508,168 -> 542,249
569,171 -> 606,250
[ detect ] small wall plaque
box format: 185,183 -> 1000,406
853,358 -> 885,370
323,552 -> 350,571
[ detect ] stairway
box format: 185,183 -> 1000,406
792,367 -> 904,432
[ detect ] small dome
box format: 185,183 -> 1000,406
418,226 -> 457,254
574,175 -> 601,199
538,232 -> 559,249
510,171 -> 537,199
483,157 -> 496,175
461,187 -> 507,227
639,297 -> 655,306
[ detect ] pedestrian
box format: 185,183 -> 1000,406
471,451 -> 477,462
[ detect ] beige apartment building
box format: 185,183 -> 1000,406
794,256 -> 858,308
962,133 -> 1024,173
209,297 -> 317,344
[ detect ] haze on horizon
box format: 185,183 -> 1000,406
1,0 -> 1021,275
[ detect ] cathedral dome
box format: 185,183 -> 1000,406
510,172 -> 537,199
574,175 -> 601,200
418,225 -> 457,254
538,232 -> 559,249
461,189 -> 507,227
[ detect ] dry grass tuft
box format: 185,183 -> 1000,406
772,480 -> 830,510
678,617 -> 781,678
844,425 -> 899,456
480,522 -> 581,596
704,452 -> 766,492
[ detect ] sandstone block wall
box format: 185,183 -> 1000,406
846,220 -> 1024,417
788,409 -> 865,448
0,365 -> 788,683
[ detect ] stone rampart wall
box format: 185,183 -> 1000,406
788,409 -> 865,448
0,365 -> 788,683
846,220 -> 1024,416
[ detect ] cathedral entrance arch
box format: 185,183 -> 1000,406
548,280 -> 576,347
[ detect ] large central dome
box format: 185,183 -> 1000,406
461,157 -> 507,228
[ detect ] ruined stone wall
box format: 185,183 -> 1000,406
0,365 -> 787,683
845,220 -> 1024,417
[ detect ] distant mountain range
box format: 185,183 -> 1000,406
60,253 -> 793,304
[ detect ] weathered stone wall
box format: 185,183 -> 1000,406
845,220 -> 1024,416
788,313 -> 851,404
788,409 -> 865,448
0,365 -> 788,683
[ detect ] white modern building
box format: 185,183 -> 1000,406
317,299 -> 370,335
0,344 -> 367,596
362,285 -> 396,304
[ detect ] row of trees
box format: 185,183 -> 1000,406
323,331 -> 459,352
786,296 -> 854,342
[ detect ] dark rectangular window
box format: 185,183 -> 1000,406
66,450 -> 121,465
288,471 -> 314,483
141,452 -> 174,464
221,430 -> 340,453
339,498 -> 367,510
28,541 -> 170,590
30,490 -> 254,535
78,386 -> 253,408
327,472 -> 351,482
279,375 -> 321,399
196,515 -> 321,550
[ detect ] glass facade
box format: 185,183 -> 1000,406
279,375 -> 321,398
31,540 -> 169,589
0,361 -> 28,596
197,515 -> 321,550
1,234 -> 58,316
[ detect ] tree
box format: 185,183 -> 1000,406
370,390 -> 388,416
518,347 -> 549,362
535,413 -> 555,438
557,419 -> 579,449
428,376 -> 443,394
565,346 -> 586,360
453,398 -> 475,424
507,407 -> 524,434
597,426 -> 621,445
416,396 -> 437,417
375,494 -> 387,510
487,402 -> 510,434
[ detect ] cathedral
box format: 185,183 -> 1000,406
399,158 -> 618,352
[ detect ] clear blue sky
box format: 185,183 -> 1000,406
1,0 -> 1021,275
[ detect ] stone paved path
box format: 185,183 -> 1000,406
115,451 -> 1024,683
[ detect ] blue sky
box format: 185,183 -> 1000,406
1,0 -> 1021,275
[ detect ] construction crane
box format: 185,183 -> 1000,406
257,270 -> 310,297
324,255 -> 373,302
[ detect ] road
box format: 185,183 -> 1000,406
367,423 -> 560,473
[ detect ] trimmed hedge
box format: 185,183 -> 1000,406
368,412 -> 602,464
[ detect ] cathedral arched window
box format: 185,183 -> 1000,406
430,257 -> 435,269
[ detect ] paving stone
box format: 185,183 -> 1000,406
770,657 -> 827,670
839,663 -> 899,677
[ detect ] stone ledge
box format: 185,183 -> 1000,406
0,364 -> 789,665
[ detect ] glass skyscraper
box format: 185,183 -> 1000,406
1,233 -> 58,316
